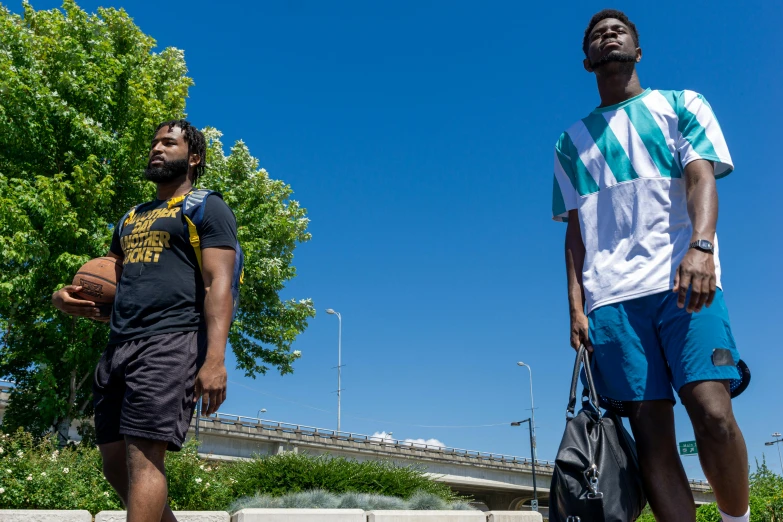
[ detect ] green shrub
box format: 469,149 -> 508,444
0,429 -> 461,514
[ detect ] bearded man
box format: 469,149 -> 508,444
53,120 -> 237,522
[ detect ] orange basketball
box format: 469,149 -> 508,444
72,257 -> 122,305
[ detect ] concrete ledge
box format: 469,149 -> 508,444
231,509 -> 366,522
366,511 -> 485,522
96,511 -> 230,522
0,511 -> 92,522
487,512 -> 544,521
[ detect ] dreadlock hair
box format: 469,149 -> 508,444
582,9 -> 639,57
154,119 -> 207,183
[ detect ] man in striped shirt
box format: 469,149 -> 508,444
554,9 -> 749,521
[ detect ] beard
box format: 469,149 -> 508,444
590,50 -> 637,70
144,158 -> 189,183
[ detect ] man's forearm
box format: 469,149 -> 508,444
685,159 -> 718,241
565,213 -> 587,316
203,284 -> 232,363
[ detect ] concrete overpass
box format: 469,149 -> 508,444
0,386 -> 715,512
190,411 -> 716,512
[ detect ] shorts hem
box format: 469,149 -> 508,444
95,434 -> 125,446
675,370 -> 741,394
119,426 -> 184,451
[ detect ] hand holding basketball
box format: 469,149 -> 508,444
52,285 -> 102,319
53,256 -> 122,321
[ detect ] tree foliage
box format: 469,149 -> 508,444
0,1 -> 314,438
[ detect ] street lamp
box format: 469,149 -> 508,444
326,309 -> 343,434
257,408 -> 267,418
765,432 -> 783,473
517,362 -> 537,464
511,418 -> 538,511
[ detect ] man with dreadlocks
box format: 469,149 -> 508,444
553,9 -> 750,521
53,120 -> 237,522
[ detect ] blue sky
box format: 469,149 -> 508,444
22,0 -> 783,480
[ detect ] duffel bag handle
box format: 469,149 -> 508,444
566,345 -> 601,419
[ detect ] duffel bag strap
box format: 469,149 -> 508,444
566,345 -> 601,419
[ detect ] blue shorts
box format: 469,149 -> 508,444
587,289 -> 741,403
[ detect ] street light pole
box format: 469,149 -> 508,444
257,408 -> 267,419
765,432 -> 783,473
326,309 -> 342,434
517,362 -> 537,465
511,418 -> 538,511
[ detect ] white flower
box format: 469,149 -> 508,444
293,350 -> 301,357
41,472 -> 46,477
26,475 -> 32,481
103,491 -> 109,497
16,451 -> 23,458
0,447 -> 4,454
199,465 -> 205,470
195,477 -> 202,484
0,487 -> 4,494
5,469 -> 11,474
63,468 -> 69,474
205,466 -> 212,472
205,482 -> 210,488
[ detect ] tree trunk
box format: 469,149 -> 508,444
55,416 -> 71,447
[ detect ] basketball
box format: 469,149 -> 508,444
72,257 -> 122,306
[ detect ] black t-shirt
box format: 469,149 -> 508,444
108,195 -> 237,344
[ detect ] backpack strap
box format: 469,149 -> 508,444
180,189 -> 221,272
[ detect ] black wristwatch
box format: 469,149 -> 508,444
689,239 -> 714,254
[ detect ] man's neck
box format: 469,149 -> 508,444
155,176 -> 193,201
595,68 -> 645,108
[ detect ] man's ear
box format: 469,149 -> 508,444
583,57 -> 594,73
636,47 -> 643,63
189,153 -> 201,169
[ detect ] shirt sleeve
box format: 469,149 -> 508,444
552,134 -> 579,222
675,91 -> 734,178
200,195 -> 238,250
110,222 -> 123,257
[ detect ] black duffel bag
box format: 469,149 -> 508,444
548,345 -> 647,522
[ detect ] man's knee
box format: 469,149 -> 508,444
98,442 -> 128,487
682,381 -> 739,446
692,402 -> 738,445
126,436 -> 168,476
628,400 -> 676,446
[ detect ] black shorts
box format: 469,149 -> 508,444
93,331 -> 207,451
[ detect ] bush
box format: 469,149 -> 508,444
0,430 -> 122,513
0,429 -> 462,514
227,450 -> 458,501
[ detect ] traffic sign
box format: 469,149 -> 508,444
679,441 -> 698,455
530,499 -> 539,511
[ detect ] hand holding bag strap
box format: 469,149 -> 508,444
566,345 -> 601,418
567,345 -> 586,417
582,348 -> 601,413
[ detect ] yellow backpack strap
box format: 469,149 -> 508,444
124,208 -> 136,226
167,193 -> 189,209
184,215 -> 202,271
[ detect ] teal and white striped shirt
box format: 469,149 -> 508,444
552,89 -> 733,312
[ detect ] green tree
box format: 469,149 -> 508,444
0,1 -> 314,440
